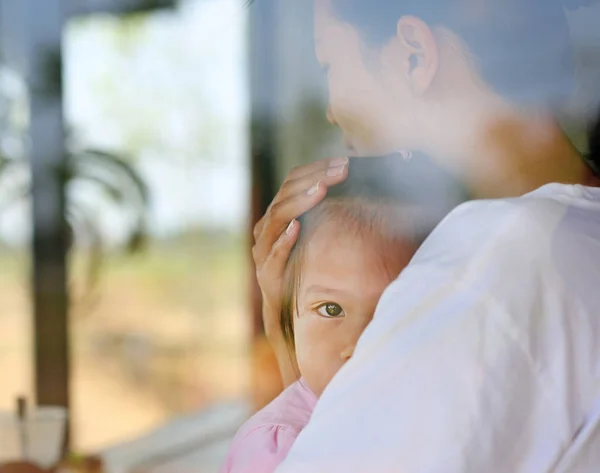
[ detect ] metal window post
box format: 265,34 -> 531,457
248,0 -> 278,338
27,0 -> 71,414
1,0 -> 70,415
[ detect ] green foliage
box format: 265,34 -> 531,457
1,51 -> 151,309
0,143 -> 150,311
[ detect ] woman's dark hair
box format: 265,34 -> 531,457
585,110 -> 600,176
279,154 -> 467,352
330,0 -> 598,104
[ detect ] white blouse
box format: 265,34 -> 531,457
276,183 -> 600,473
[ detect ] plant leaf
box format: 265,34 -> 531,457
77,149 -> 150,205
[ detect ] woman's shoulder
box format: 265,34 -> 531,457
410,183 -> 598,271
449,182 -> 600,224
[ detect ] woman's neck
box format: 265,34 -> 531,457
478,114 -> 587,198
424,100 -> 589,199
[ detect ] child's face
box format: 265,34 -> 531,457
293,221 -> 415,396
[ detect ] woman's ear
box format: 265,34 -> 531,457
396,16 -> 439,95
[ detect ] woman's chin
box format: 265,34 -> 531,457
344,136 -> 404,158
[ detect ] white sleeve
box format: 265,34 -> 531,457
275,200 -> 573,473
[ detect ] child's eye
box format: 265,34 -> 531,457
316,302 -> 345,318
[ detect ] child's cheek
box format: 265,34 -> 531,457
295,316 -> 345,397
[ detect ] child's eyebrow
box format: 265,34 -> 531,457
303,285 -> 351,297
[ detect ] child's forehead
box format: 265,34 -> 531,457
305,217 -> 371,247
303,221 -> 393,272
303,202 -> 411,246
299,215 -> 417,284
300,230 -> 393,297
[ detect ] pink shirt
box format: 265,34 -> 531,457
221,379 -> 317,473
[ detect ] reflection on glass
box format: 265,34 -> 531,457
0,64 -> 33,417
63,0 -> 250,451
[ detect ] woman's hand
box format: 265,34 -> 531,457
253,156 -> 349,337
252,157 -> 349,386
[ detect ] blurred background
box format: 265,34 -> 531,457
0,0 -> 342,468
1,0 -> 600,471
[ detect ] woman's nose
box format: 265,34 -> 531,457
340,344 -> 356,361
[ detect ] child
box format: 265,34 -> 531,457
221,156 -> 464,473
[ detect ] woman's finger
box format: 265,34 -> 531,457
287,156 -> 348,180
254,159 -> 348,242
276,160 -> 348,203
253,215 -> 266,241
257,219 -> 301,290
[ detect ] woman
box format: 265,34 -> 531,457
253,0 -> 600,471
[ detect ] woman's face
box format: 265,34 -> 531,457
293,221 -> 415,396
314,0 -> 418,156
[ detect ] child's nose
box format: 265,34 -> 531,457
340,344 -> 356,361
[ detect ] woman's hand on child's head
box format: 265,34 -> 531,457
252,157 -> 349,340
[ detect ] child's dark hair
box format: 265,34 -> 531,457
279,154 -> 467,352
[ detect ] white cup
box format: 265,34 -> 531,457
0,412 -> 23,464
0,406 -> 67,469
